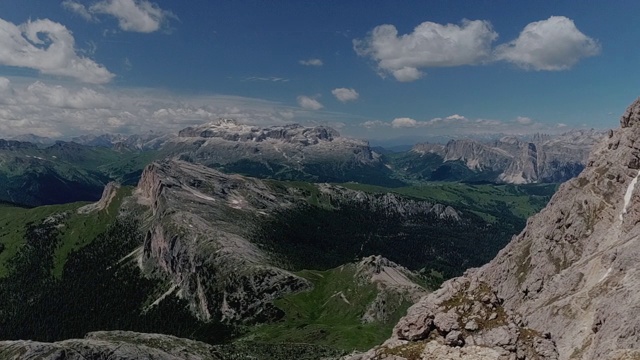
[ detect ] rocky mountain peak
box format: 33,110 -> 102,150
620,96 -> 640,128
350,98 -> 640,359
176,120 -> 342,145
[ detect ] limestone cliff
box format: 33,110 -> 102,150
410,130 -> 601,184
349,99 -> 640,360
134,159 -> 461,324
163,120 -> 398,185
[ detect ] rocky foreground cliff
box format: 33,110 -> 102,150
348,100 -> 640,359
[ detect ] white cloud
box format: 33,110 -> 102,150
391,117 -> 418,128
515,116 -> 534,125
0,78 -> 358,138
242,76 -> 290,82
391,67 -> 423,82
360,113 -> 578,136
297,95 -> 323,110
494,16 -> 600,70
446,114 -> 465,121
299,58 -> 323,66
24,81 -> 114,109
62,0 -> 94,21
355,16 -> 599,81
89,0 -> 175,33
354,19 -> 497,81
332,88 -> 359,102
361,120 -> 388,129
0,18 -> 114,84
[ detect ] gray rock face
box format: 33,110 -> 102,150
317,184 -> 461,221
0,331 -> 221,360
165,120 -> 394,185
356,256 -> 428,324
411,130 -> 602,184
347,98 -> 640,359
77,181 -> 120,214
135,160 -> 459,323
136,159 -> 311,323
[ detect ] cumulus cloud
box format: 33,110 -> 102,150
446,114 -> 465,121
391,117 -> 418,128
299,58 -> 323,66
24,81 -> 114,109
515,116 -> 534,125
361,120 -> 388,129
297,95 -> 323,110
332,88 -> 359,103
360,113 -> 575,136
392,67 -> 423,82
0,18 -> 114,83
63,0 -> 174,33
0,77 -> 358,138
62,0 -> 94,21
494,16 -> 600,70
354,19 -> 498,81
355,16 -> 599,81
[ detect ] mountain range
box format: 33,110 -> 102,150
0,111 -> 621,360
0,120 -> 601,207
0,150 -> 554,359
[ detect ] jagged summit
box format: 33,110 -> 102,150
350,97 -> 640,360
165,121 -> 400,185
177,120 -> 344,145
620,96 -> 640,128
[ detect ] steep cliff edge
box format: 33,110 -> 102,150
350,99 -> 640,360
136,160 -> 312,323
133,160 -> 464,324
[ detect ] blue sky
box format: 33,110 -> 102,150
0,0 -> 637,142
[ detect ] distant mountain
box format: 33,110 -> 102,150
0,140 -> 160,206
9,134 -> 55,145
0,122 -> 602,207
71,132 -> 174,150
389,129 -> 603,184
163,119 -> 404,186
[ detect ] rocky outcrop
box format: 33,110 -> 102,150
0,331 -> 221,360
443,139 -> 514,172
134,160 -> 463,324
348,98 -> 640,359
356,256 -> 428,324
77,181 -> 120,214
318,184 -> 461,221
0,331 -> 346,360
136,160 -> 311,323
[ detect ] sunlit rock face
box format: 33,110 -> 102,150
166,120 -> 401,186
135,159 -> 461,324
349,97 -> 640,360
